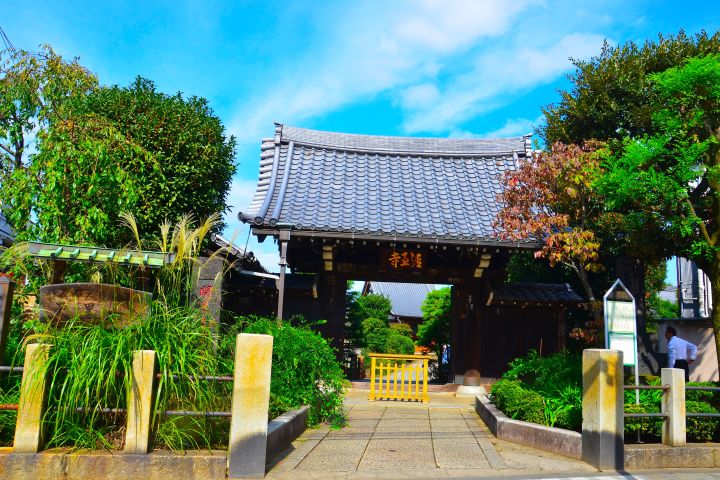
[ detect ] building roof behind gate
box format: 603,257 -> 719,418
240,123 -> 533,244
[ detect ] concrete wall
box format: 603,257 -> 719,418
266,406 -> 309,461
657,319 -> 719,381
475,394 -> 582,460
0,407 -> 309,480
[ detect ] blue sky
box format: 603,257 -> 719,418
3,0 -> 719,276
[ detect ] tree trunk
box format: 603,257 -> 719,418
615,255 -> 646,333
577,266 -> 604,346
710,267 -> 720,373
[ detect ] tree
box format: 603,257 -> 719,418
541,31 -> 720,146
598,54 -> 720,366
345,282 -> 362,344
348,292 -> 392,349
1,45 -> 97,171
347,292 -> 391,342
416,287 -> 451,356
536,31 -> 720,336
495,142 -> 609,340
1,74 -> 236,248
70,78 -> 237,237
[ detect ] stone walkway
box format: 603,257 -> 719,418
267,392 -> 598,479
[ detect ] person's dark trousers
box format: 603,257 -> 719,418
674,359 -> 690,381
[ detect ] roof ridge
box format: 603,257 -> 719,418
277,123 -> 529,157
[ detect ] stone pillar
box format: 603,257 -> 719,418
228,333 -> 273,479
195,256 -> 225,329
661,367 -> 686,446
14,343 -> 51,453
0,276 -> 15,363
125,350 -> 158,454
582,349 -> 624,471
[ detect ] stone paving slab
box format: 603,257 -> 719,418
296,437 -> 370,472
267,392 -> 598,479
358,437 -> 436,470
432,437 -> 491,469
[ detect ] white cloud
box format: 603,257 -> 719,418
228,0 -> 537,144
401,33 -> 608,133
454,115 -> 545,139
399,84 -> 440,109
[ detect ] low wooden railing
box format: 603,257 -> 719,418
368,353 -> 430,403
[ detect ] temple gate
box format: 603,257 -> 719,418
239,124 -> 582,382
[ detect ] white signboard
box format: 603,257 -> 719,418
608,332 -> 636,365
604,278 -> 639,403
606,301 -> 635,334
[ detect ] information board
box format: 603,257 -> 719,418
604,280 -> 638,367
604,278 -> 639,403
608,332 -> 636,365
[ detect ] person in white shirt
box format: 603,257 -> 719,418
665,326 -> 698,381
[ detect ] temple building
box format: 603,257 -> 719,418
240,123 -> 583,381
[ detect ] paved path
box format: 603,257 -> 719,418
267,391 -> 598,479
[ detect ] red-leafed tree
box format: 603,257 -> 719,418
495,142 -> 609,342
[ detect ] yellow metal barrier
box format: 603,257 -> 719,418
368,353 -> 430,403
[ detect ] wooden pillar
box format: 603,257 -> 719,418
450,286 -> 468,383
557,309 -> 567,351
317,272 -> 346,359
0,276 -> 15,363
276,229 -> 290,323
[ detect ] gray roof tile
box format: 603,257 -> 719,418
240,124 -> 532,242
489,283 -> 584,305
367,282 -> 441,318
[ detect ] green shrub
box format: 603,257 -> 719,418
504,349 -> 581,391
491,379 -> 546,424
624,377 -> 664,406
362,317 -> 389,353
491,379 -> 520,412
544,384 -> 582,430
554,404 -> 582,431
233,316 -> 346,426
624,403 -> 662,439
385,330 -> 414,355
520,392 -> 547,424
686,400 -> 719,442
389,323 -> 413,338
686,382 -> 716,404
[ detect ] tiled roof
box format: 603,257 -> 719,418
208,233 -> 268,273
367,282 -> 440,318
487,283 -> 584,305
240,124 -> 532,243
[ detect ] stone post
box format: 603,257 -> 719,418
661,367 -> 686,447
13,343 -> 51,453
582,349 -> 624,471
124,350 -> 158,454
0,276 -> 15,363
195,256 -> 225,335
228,333 -> 273,479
